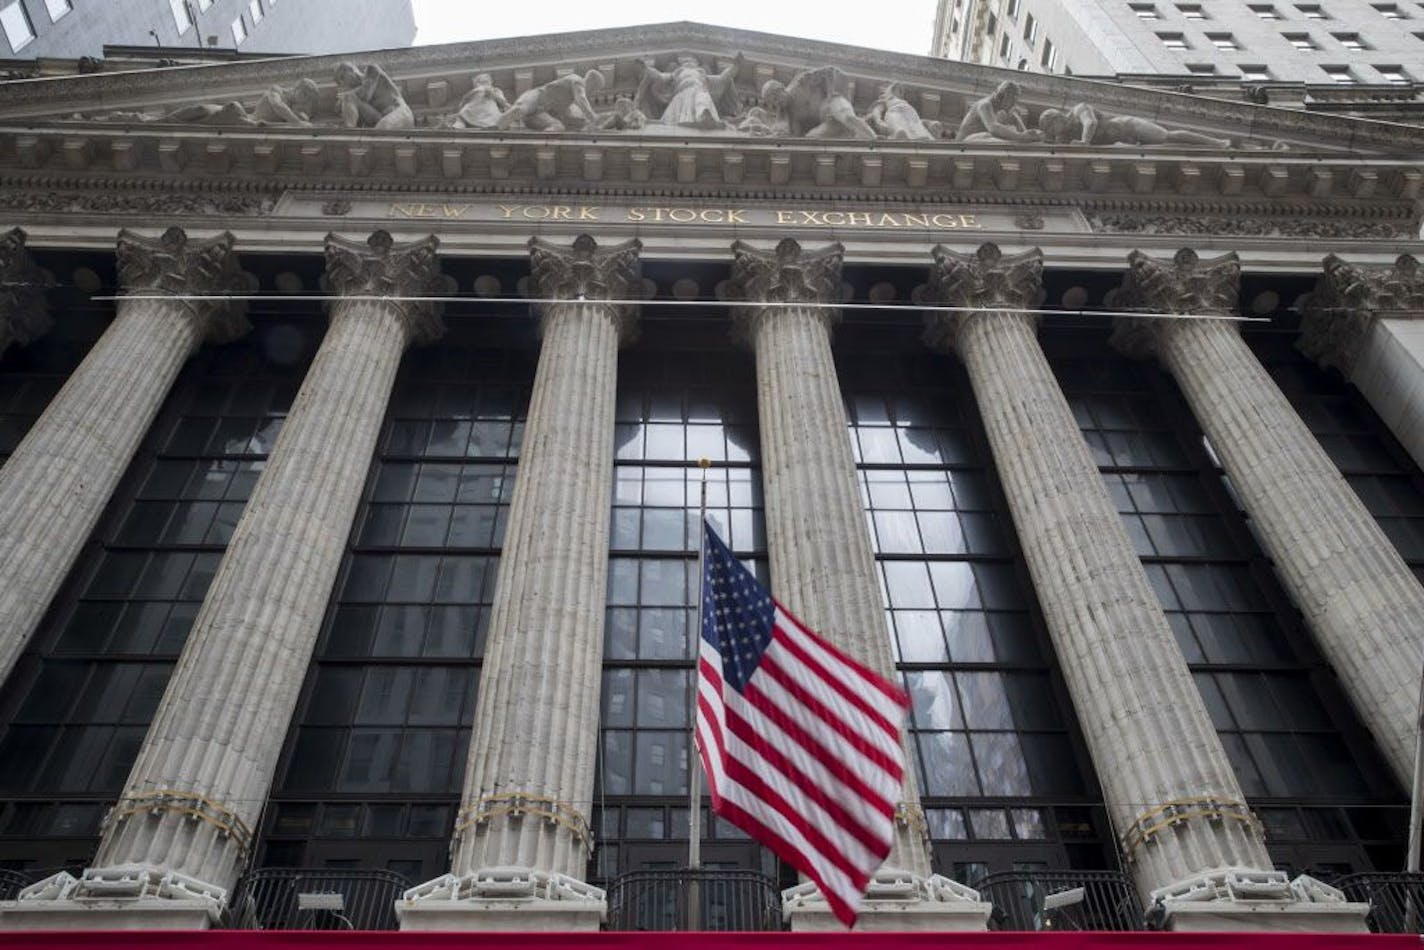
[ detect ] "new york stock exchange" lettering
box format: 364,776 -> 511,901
387,202 -> 985,230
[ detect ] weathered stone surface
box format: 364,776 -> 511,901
726,238 -> 931,878
925,243 -> 1273,904
408,235 -> 639,930
1115,247 -> 1424,790
0,227 -> 249,689
76,231 -> 445,912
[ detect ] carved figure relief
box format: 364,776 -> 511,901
56,50 -> 1270,150
864,83 -> 933,140
497,69 -> 604,132
762,66 -> 876,140
1038,102 -> 1231,148
635,53 -> 742,130
445,73 -> 510,130
334,62 -> 414,130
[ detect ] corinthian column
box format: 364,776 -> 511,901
0,231 -> 445,932
399,235 -> 639,933
0,227 -> 248,691
726,239 -> 989,932
0,227 -> 53,357
1301,253 -> 1424,472
1114,248 -> 1424,794
921,245 -> 1346,931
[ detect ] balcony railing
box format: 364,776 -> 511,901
606,867 -> 782,931
1334,871 -> 1424,934
229,868 -> 413,931
979,869 -> 1144,931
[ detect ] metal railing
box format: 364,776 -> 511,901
0,869 -> 32,901
979,869 -> 1144,931
607,867 -> 782,931
228,868 -> 412,931
1334,871 -> 1424,933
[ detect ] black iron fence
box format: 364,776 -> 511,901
228,868 -> 412,930
1334,871 -> 1424,933
979,869 -> 1143,931
607,867 -> 782,931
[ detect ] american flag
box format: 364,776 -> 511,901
695,520 -> 910,927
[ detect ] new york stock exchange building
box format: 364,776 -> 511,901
0,19 -> 1423,946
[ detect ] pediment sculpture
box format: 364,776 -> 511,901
61,54 -> 1271,149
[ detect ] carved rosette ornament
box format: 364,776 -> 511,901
1300,254 -> 1424,374
116,226 -> 254,345
1110,247 -> 1242,357
0,227 -> 54,353
527,233 -> 643,344
922,243 -> 1044,353
323,230 -> 449,344
726,238 -> 845,340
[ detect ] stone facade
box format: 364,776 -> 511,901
0,22 -> 1419,936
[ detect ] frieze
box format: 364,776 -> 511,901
272,195 -> 1087,233
0,191 -> 273,216
1086,212 -> 1408,239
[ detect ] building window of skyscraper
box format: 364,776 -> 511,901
1239,63 -> 1273,78
1372,2 -> 1407,16
249,0 -> 264,24
1000,32 -> 1012,57
1285,31 -> 1321,48
1178,3 -> 1208,17
231,15 -> 247,44
1042,37 -> 1058,67
1375,64 -> 1412,82
0,0 -> 36,51
1296,3 -> 1330,17
42,0 -> 70,23
1005,0 -> 1021,21
1023,13 -> 1038,43
1187,62 -> 1219,72
1334,32 -> 1371,49
1207,32 -> 1241,48
1131,2 -> 1162,18
1250,4 -> 1283,17
168,0 -> 193,33
1158,31 -> 1191,48
1322,63 -> 1358,81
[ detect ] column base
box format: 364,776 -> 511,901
1152,868 -> 1370,933
397,866 -> 606,932
782,870 -> 992,932
0,867 -> 224,931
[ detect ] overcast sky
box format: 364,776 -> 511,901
409,1 -> 939,57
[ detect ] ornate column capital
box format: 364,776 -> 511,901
323,230 -> 450,346
922,243 -> 1044,354
116,226 -> 253,345
0,227 -> 54,352
527,234 -> 644,345
1110,248 -> 1242,359
1300,253 -> 1424,374
725,238 -> 844,341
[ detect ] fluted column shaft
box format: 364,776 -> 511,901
451,235 -> 641,881
0,228 -> 246,688
730,239 -> 930,876
950,328 -> 1273,902
92,232 -> 444,896
1148,316 -> 1424,786
1119,248 -> 1424,789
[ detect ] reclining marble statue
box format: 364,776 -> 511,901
497,69 -> 605,132
955,80 -> 1043,143
864,82 -> 934,140
79,78 -> 320,126
1037,101 -> 1232,147
634,53 -> 743,129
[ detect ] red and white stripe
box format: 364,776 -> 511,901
695,600 -> 910,927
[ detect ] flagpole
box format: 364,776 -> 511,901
688,457 -> 710,929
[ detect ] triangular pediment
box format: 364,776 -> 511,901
0,21 -> 1417,154
0,22 -> 1419,215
